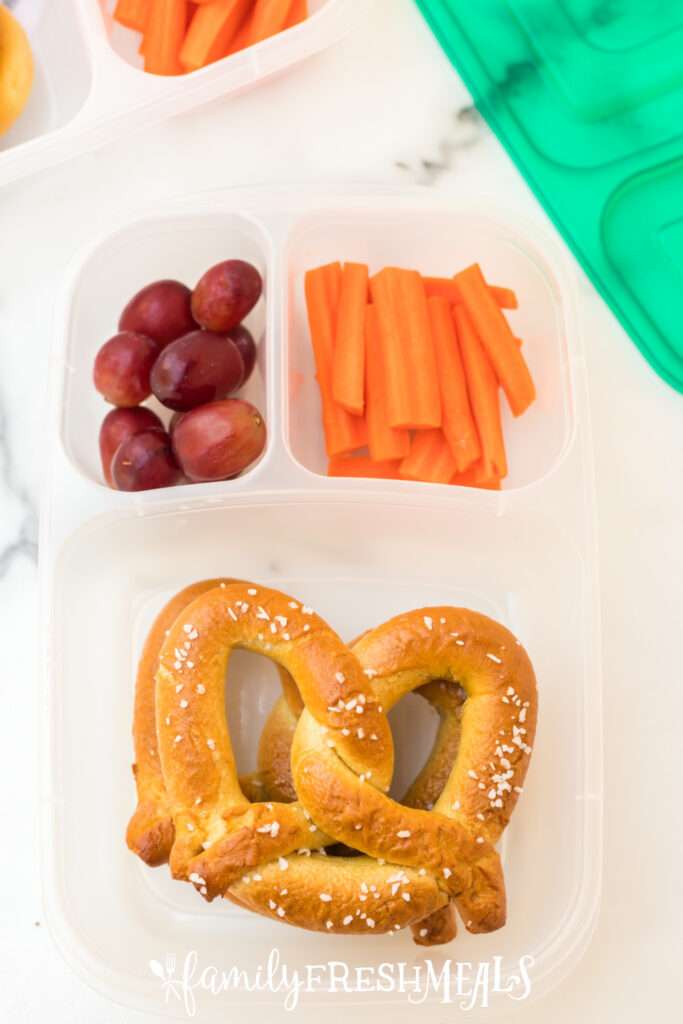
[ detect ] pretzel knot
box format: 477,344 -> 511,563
127,581 -> 537,945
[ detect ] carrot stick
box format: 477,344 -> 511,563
428,296 -> 481,473
365,306 -> 411,461
305,265 -> 367,458
422,277 -> 518,310
331,263 -> 369,415
451,462 -> 502,491
328,456 -> 401,480
180,0 -> 252,69
247,0 -> 294,44
399,430 -> 458,485
454,264 -> 534,416
224,7 -> 254,53
284,0 -> 307,27
114,0 -> 150,30
370,268 -> 441,430
144,0 -> 187,74
490,285 -> 518,310
454,305 -> 508,480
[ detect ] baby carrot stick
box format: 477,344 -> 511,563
328,456 -> 401,479
490,285 -> 518,310
365,306 -> 411,461
284,0 -> 308,27
399,430 -> 458,485
370,268 -> 441,430
114,0 -> 151,30
305,265 -> 367,458
454,305 -> 508,480
144,0 -> 187,74
422,277 -> 518,310
454,264 -> 534,416
224,6 -> 254,54
247,0 -> 294,44
428,296 -> 481,473
180,0 -> 252,69
451,462 -> 502,491
332,263 -> 369,415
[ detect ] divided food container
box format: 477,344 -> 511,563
41,187 -> 602,1018
0,0 -> 358,188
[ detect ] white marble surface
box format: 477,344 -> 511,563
1,0 -> 681,1020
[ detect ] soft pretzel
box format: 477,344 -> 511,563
127,581 -> 536,944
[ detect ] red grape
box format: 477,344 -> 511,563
111,431 -> 181,491
227,325 -> 257,386
99,406 -> 165,486
119,280 -> 197,347
150,330 -> 244,411
191,260 -> 262,333
172,399 -> 266,482
93,332 -> 160,406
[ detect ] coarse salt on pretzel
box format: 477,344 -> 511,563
288,606 -> 536,937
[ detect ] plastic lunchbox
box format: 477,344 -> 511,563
41,186 -> 602,1019
0,0 -> 358,188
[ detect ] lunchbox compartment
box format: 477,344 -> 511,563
284,206 -> 576,490
46,494 -> 596,1013
100,0 -> 337,74
60,211 -> 272,489
0,1 -> 92,152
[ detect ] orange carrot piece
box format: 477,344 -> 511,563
180,0 -> 252,69
284,0 -> 307,27
451,462 -> 502,491
490,285 -> 518,310
422,276 -> 518,310
224,8 -> 253,53
331,263 -> 369,415
399,430 -> 457,485
328,456 -> 401,480
144,0 -> 187,74
421,277 -> 460,303
370,268 -> 441,430
247,0 -> 294,44
305,265 -> 367,458
428,296 -> 481,473
454,305 -> 508,480
365,306 -> 411,462
454,264 -> 534,416
114,0 -> 150,30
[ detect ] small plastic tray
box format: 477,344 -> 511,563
41,187 -> 602,1018
0,0 -> 357,189
414,0 -> 683,392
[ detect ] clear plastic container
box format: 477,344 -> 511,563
41,187 -> 602,1018
0,0 -> 358,188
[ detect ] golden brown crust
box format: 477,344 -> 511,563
126,579 -> 233,865
412,903 -> 457,946
127,582 -> 537,946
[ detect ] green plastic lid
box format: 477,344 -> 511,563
415,0 -> 683,391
